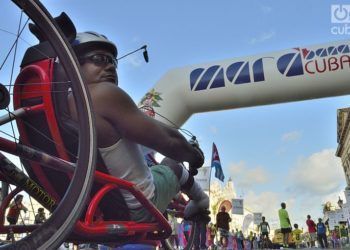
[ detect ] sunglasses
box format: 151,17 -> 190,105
79,53 -> 118,68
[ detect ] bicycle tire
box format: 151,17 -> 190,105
1,0 -> 96,249
162,220 -> 197,250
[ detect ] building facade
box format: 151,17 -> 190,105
209,177 -> 257,235
336,108 -> 350,187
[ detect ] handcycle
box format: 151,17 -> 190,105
0,1 -> 199,249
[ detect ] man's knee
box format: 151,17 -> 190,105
161,157 -> 183,179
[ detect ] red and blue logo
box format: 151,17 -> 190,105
277,44 -> 350,76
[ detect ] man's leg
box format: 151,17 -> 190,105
184,230 -> 189,242
161,158 -> 209,217
317,234 -> 324,248
6,218 -> 16,241
282,232 -> 288,247
199,222 -> 207,249
311,233 -> 316,247
193,222 -> 200,250
322,234 -> 328,248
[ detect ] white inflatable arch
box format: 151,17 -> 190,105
140,40 -> 350,127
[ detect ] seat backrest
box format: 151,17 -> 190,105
15,55 -> 71,201
15,42 -> 130,220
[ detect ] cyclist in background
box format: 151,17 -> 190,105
6,194 -> 27,240
68,31 -> 209,222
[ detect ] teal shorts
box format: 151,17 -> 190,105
129,165 -> 180,222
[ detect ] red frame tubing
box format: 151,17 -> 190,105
72,171 -> 172,240
13,59 -> 69,201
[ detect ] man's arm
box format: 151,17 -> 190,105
287,217 -> 291,227
93,83 -> 204,167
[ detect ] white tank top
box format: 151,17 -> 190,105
99,139 -> 155,209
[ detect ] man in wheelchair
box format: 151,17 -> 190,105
67,31 -> 209,223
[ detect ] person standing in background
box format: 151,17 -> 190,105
316,218 -> 328,248
34,207 -> 46,224
278,202 -> 292,248
216,206 -> 231,244
306,214 -> 317,247
292,223 -> 303,248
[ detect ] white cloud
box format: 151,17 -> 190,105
229,161 -> 269,188
288,149 -> 345,195
250,30 -> 276,45
125,54 -> 143,67
229,149 -> 346,230
261,6 -> 272,14
282,130 -> 302,142
245,190 -> 279,217
243,190 -> 295,229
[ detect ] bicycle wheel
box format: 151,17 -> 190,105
0,0 -> 96,249
162,220 -> 197,250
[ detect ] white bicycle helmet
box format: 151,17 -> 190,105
72,31 -> 117,57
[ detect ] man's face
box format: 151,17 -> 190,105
79,49 -> 118,85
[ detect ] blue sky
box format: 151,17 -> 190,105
2,0 -> 350,230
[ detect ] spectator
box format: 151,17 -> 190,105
331,228 -> 341,248
193,211 -> 210,250
221,236 -> 228,249
236,230 -> 244,250
316,218 -> 328,248
34,207 -> 46,224
292,223 -> 303,248
6,194 -> 28,240
248,231 -> 255,249
208,222 -> 217,249
278,202 -> 292,248
182,219 -> 191,243
168,213 -> 179,249
216,206 -> 231,244
306,214 -> 317,247
252,233 -> 258,249
340,223 -> 348,242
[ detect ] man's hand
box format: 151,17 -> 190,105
189,145 -> 204,175
191,145 -> 204,168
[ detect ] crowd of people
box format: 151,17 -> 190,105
163,201 -> 350,249
3,193 -> 350,249
4,194 -> 350,249
278,201 -> 350,249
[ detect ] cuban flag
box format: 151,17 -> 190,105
211,142 -> 225,182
